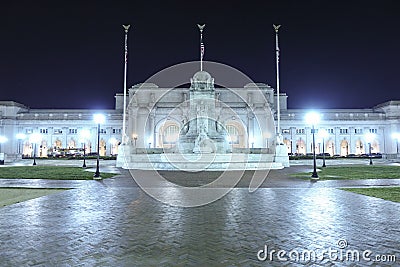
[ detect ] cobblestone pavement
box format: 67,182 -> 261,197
0,163 -> 399,266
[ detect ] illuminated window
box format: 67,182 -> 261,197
163,125 -> 179,144
54,140 -> 62,148
226,125 -> 239,144
112,128 -> 122,134
354,128 -> 363,134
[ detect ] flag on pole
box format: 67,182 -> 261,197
125,51 -> 128,64
200,42 -> 205,61
123,25 -> 130,65
198,25 -> 205,60
125,43 -> 128,64
197,24 -> 206,71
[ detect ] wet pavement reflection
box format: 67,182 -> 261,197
0,171 -> 399,266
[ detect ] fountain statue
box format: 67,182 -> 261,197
177,70 -> 230,154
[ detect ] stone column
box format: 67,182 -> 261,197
334,127 -> 340,156
149,110 -> 156,148
349,127 -> 354,154
247,112 -> 254,148
379,126 -> 385,154
136,107 -> 150,148
254,107 -> 269,148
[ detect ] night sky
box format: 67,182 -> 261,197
1,0 -> 399,110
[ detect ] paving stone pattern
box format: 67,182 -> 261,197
0,170 -> 399,266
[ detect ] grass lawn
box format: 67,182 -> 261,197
0,166 -> 117,180
291,165 -> 400,180
341,187 -> 400,203
0,188 -> 66,207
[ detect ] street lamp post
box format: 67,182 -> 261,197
319,129 -> 328,167
33,144 -> 37,165
29,133 -> 42,166
305,112 -> 320,180
369,143 -> 373,165
0,136 -> 8,165
83,142 -> 87,168
80,129 -> 90,168
365,132 -> 375,165
93,114 -> 105,179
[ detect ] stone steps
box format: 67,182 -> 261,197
118,153 -> 283,171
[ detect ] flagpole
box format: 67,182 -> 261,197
273,24 -> 281,142
122,24 -> 130,144
197,24 -> 205,71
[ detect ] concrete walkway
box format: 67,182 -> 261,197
0,160 -> 399,266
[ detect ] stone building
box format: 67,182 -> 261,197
0,70 -> 399,162
0,101 -> 122,160
280,102 -> 400,157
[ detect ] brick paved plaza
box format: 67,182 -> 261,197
0,160 -> 399,266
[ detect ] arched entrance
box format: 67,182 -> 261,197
40,140 -> 48,157
355,139 -> 365,155
371,140 -> 380,153
99,139 -> 106,156
68,139 -> 76,149
340,139 -> 349,156
326,140 -> 334,156
23,141 -> 32,157
160,123 -> 180,149
296,138 -> 306,155
225,121 -> 247,148
54,140 -> 62,149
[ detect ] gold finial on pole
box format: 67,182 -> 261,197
273,24 -> 281,33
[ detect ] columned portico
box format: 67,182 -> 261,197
116,70 -> 284,170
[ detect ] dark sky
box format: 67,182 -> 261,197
1,0 -> 399,109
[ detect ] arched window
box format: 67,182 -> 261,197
68,139 -> 76,149
355,139 -> 364,155
326,140 -> 335,156
162,124 -> 180,147
226,125 -> 239,144
371,140 -> 380,153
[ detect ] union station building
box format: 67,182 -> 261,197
0,71 -> 399,161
